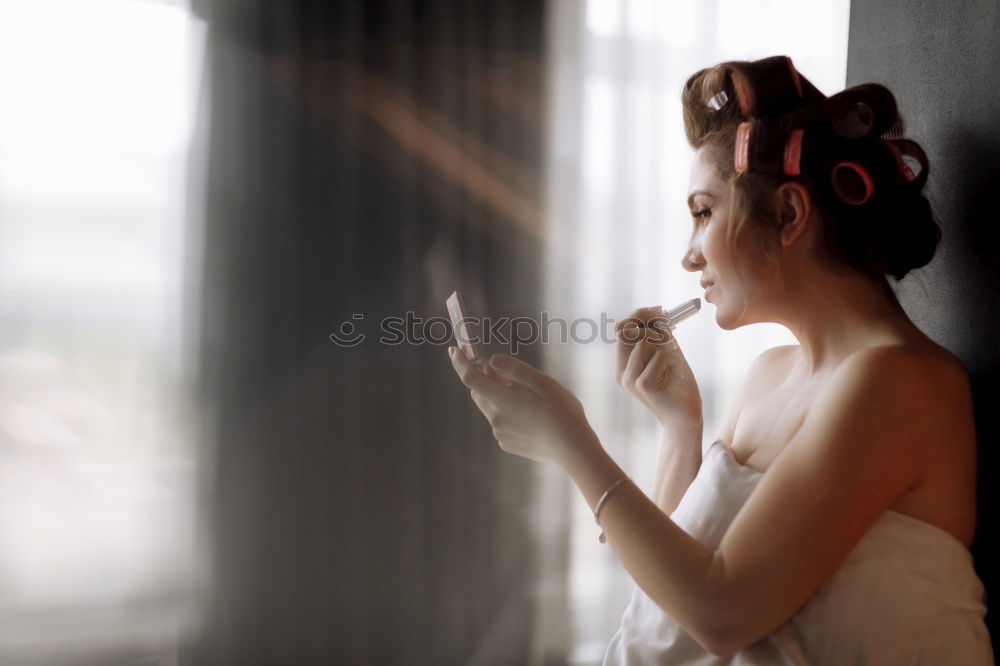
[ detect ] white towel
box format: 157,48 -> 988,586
603,439 -> 995,665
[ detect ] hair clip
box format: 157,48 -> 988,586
708,90 -> 729,111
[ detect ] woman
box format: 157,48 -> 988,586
447,56 -> 994,663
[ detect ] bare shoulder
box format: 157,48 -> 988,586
836,343 -> 971,409
821,343 -> 975,463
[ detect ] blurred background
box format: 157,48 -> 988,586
0,0 -> 996,664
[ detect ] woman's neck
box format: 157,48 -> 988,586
772,269 -> 920,376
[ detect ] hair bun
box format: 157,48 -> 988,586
852,187 -> 941,280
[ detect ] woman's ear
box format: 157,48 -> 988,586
775,182 -> 813,248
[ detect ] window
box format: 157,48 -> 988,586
0,1 -> 206,661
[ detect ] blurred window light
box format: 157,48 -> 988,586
581,78 -> 617,206
0,0 -> 206,661
650,1 -> 696,48
586,0 -> 622,39
624,0 -> 654,42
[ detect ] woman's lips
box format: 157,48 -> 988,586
704,284 -> 714,301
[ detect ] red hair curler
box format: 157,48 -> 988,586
831,161 -> 875,205
729,56 -> 806,118
735,121 -> 806,176
708,55 -> 825,118
735,122 -> 752,172
881,138 -> 928,189
880,114 -> 906,140
783,128 -> 805,176
732,72 -> 754,115
824,84 -> 898,140
785,56 -> 803,98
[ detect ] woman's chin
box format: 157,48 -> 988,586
712,302 -> 741,330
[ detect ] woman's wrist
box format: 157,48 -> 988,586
658,413 -> 704,439
553,425 -> 603,470
555,432 -> 626,509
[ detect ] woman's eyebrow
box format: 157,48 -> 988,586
687,190 -> 715,207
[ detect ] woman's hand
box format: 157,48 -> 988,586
615,305 -> 703,430
448,346 -> 600,465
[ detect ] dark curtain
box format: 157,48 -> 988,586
848,0 -> 1000,649
182,1 -> 555,664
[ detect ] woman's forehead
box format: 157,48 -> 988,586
688,147 -> 724,197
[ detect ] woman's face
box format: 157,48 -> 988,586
683,146 -> 773,329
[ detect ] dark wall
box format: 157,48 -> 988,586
847,0 -> 1000,647
183,1 -> 549,664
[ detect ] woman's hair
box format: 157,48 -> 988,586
681,56 -> 940,282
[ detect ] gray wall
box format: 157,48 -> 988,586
847,0 -> 1000,647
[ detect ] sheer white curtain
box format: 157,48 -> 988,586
541,1 -> 850,662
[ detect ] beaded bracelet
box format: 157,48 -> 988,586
594,476 -> 631,544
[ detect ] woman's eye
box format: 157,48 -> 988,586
691,208 -> 711,221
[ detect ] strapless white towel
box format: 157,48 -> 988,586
603,439 -> 995,665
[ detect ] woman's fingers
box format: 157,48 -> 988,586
619,319 -> 682,392
476,358 -> 514,386
487,354 -> 556,398
621,336 -> 661,388
469,387 -> 498,420
615,305 -> 663,335
616,323 -> 642,385
647,321 -> 680,350
635,347 -> 672,391
615,305 -> 665,385
450,346 -> 508,399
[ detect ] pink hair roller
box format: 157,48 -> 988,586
783,128 -> 805,176
735,122 -> 752,172
831,161 -> 875,205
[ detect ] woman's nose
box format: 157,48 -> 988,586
681,239 -> 704,273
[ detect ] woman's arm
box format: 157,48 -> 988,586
614,305 -> 708,516
560,346 -> 947,656
559,442 -> 730,653
449,343 -> 948,656
651,421 -> 702,516
652,345 -> 792,517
